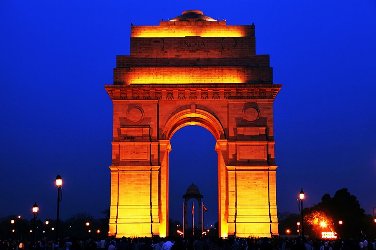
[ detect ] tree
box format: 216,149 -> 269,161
304,188 -> 373,239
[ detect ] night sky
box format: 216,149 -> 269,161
1,0 -> 375,226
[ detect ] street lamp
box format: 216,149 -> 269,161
55,175 -> 63,241
298,188 -> 305,239
85,222 -> 90,239
11,216 -> 22,240
338,220 -> 343,238
44,219 -> 50,240
297,221 -> 301,233
32,203 -> 39,214
32,202 -> 39,243
10,219 -> 16,239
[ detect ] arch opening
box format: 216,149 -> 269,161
169,125 -> 218,237
163,109 -> 225,140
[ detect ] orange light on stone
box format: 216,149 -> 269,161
107,9 -> 280,238
126,67 -> 246,84
131,26 -> 247,38
109,165 -> 161,238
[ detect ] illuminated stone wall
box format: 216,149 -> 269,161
106,10 -> 281,238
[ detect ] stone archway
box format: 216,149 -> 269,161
161,107 -> 227,238
163,108 -> 225,140
105,10 -> 281,238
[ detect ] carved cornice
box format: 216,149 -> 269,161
105,84 -> 281,100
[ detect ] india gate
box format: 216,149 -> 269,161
105,10 -> 281,238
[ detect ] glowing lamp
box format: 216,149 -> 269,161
297,222 -> 300,226
97,229 -> 100,234
374,218 -> 376,223
11,219 -> 15,224
32,203 -> 39,214
55,174 -> 63,241
285,229 -> 291,234
298,188 -> 305,239
299,189 -> 305,200
86,222 -> 90,227
338,220 -> 343,225
55,175 -> 63,188
45,220 -> 49,225
17,215 -> 21,219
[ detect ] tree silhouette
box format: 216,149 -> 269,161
305,188 -> 373,239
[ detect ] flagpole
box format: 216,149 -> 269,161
182,201 -> 185,238
192,201 -> 195,237
201,201 -> 204,235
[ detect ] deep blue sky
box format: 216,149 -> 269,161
0,0 -> 375,226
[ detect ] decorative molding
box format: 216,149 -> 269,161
106,84 -> 281,101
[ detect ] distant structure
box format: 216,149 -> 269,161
105,10 -> 281,238
183,183 -> 204,237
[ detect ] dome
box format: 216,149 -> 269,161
170,10 -> 217,22
183,183 -> 203,198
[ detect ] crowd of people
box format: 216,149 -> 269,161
0,237 -> 375,250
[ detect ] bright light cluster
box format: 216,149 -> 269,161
322,231 -> 337,239
306,211 -> 337,239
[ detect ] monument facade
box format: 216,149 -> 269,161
105,10 -> 281,238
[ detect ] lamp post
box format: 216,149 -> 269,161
32,203 -> 39,243
298,188 -> 305,239
338,220 -> 343,238
297,221 -> 301,234
85,221 -> 90,239
55,175 -> 63,241
11,216 -> 22,241
45,219 -> 50,240
10,219 -> 15,239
